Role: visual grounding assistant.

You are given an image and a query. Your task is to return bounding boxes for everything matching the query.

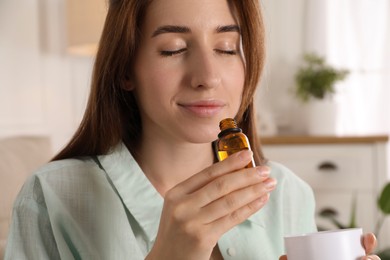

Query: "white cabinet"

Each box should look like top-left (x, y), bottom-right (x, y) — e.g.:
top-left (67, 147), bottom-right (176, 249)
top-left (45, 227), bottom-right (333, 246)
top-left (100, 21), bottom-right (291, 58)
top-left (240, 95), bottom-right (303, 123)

top-left (262, 136), bottom-right (389, 249)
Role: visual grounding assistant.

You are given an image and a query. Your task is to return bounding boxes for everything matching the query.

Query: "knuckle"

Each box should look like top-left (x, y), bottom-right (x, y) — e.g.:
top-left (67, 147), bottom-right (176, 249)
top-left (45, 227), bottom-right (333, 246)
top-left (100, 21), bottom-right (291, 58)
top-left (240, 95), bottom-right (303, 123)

top-left (247, 199), bottom-right (261, 211)
top-left (191, 229), bottom-right (204, 243)
top-left (164, 189), bottom-right (177, 203)
top-left (165, 197), bottom-right (188, 224)
top-left (224, 195), bottom-right (238, 209)
top-left (170, 202), bottom-right (187, 223)
top-left (229, 210), bottom-right (242, 223)
top-left (203, 167), bottom-right (216, 180)
top-left (181, 221), bottom-right (195, 235)
top-left (214, 178), bottom-right (230, 194)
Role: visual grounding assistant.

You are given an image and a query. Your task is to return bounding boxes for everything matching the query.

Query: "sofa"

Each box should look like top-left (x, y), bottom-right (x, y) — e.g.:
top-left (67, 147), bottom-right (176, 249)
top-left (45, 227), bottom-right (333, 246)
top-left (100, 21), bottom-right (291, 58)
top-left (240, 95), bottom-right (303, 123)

top-left (0, 136), bottom-right (52, 258)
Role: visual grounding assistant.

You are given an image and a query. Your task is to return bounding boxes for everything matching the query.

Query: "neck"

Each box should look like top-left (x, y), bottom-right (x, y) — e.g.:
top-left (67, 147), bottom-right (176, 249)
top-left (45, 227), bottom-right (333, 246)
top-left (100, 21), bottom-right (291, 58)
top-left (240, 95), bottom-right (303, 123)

top-left (135, 135), bottom-right (215, 196)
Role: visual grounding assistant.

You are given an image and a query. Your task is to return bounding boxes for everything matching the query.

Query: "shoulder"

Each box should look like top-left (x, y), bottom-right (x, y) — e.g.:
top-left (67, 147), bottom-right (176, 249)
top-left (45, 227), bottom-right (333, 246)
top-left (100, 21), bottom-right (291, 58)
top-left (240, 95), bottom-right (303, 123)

top-left (37, 156), bottom-right (100, 176)
top-left (266, 161), bottom-right (317, 234)
top-left (14, 156), bottom-right (103, 207)
top-left (34, 156), bottom-right (102, 183)
top-left (266, 161), bottom-right (316, 220)
top-left (268, 160), bottom-right (314, 197)
top-left (267, 160), bottom-right (303, 183)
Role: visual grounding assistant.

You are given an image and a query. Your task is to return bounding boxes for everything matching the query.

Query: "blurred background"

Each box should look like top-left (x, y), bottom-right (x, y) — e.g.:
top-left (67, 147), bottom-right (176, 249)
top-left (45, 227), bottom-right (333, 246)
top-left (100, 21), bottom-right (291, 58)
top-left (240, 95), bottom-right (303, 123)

top-left (0, 0), bottom-right (390, 256)
top-left (1, 0), bottom-right (389, 150)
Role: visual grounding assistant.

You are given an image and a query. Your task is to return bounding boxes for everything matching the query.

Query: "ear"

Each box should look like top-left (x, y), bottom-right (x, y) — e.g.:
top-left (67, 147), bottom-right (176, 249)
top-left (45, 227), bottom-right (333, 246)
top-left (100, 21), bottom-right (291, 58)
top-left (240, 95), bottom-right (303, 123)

top-left (122, 79), bottom-right (135, 91)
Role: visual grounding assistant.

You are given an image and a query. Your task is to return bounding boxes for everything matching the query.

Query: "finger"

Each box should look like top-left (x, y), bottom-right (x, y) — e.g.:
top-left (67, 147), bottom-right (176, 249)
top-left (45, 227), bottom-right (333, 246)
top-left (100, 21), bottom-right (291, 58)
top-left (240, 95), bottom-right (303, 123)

top-left (174, 150), bottom-right (256, 195)
top-left (279, 256), bottom-right (288, 260)
top-left (362, 233), bottom-right (377, 254)
top-left (191, 165), bottom-right (270, 207)
top-left (207, 193), bottom-right (270, 236)
top-left (200, 178), bottom-right (276, 223)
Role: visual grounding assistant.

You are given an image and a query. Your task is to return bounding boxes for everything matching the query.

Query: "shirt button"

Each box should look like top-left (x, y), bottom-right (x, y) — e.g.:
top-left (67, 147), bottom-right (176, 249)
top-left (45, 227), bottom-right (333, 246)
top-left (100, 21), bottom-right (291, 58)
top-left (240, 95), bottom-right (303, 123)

top-left (227, 247), bottom-right (236, 256)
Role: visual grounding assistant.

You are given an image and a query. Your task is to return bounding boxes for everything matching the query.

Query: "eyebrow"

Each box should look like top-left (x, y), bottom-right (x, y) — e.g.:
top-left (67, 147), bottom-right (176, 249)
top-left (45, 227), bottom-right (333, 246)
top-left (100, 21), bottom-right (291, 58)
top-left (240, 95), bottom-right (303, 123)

top-left (216, 24), bottom-right (240, 34)
top-left (152, 25), bottom-right (191, 37)
top-left (151, 24), bottom-right (240, 38)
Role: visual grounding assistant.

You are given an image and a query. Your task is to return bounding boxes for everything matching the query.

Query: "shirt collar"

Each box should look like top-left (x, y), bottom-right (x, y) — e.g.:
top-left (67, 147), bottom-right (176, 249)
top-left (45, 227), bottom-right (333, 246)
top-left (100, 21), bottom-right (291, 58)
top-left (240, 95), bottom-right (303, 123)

top-left (247, 163), bottom-right (273, 229)
top-left (97, 142), bottom-right (164, 242)
top-left (247, 208), bottom-right (266, 228)
top-left (98, 142), bottom-right (266, 239)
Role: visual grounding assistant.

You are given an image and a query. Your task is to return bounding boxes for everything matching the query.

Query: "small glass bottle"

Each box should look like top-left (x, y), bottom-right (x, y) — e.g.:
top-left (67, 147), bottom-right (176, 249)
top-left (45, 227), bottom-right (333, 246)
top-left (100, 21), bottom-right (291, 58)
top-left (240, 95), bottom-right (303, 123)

top-left (215, 118), bottom-right (255, 168)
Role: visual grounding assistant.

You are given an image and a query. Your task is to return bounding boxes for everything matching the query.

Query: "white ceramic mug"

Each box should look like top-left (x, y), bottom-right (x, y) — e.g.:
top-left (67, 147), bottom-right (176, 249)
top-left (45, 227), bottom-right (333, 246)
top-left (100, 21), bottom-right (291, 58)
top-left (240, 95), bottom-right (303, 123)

top-left (284, 228), bottom-right (366, 260)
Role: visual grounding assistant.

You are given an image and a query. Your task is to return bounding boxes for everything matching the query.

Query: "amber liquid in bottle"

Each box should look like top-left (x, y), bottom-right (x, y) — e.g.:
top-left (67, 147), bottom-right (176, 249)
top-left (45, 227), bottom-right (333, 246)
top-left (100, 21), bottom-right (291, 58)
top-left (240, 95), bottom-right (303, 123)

top-left (216, 118), bottom-right (255, 168)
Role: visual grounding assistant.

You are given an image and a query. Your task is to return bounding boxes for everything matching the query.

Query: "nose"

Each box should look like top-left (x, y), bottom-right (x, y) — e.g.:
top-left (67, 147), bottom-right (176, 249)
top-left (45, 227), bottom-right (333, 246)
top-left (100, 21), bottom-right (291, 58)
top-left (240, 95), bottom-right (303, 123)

top-left (189, 51), bottom-right (222, 89)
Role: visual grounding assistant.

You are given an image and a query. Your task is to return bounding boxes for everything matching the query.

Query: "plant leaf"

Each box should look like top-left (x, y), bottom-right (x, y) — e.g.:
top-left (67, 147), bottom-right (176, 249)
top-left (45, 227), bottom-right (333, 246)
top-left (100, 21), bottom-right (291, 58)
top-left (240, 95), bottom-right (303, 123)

top-left (330, 217), bottom-right (347, 229)
top-left (319, 207), bottom-right (339, 218)
top-left (378, 182), bottom-right (390, 214)
top-left (294, 52), bottom-right (349, 102)
top-left (349, 194), bottom-right (357, 228)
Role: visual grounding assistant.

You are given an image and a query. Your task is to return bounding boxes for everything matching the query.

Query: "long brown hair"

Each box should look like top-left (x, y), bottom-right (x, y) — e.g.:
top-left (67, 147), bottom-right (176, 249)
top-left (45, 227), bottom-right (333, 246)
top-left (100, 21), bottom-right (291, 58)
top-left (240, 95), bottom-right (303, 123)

top-left (53, 0), bottom-right (266, 165)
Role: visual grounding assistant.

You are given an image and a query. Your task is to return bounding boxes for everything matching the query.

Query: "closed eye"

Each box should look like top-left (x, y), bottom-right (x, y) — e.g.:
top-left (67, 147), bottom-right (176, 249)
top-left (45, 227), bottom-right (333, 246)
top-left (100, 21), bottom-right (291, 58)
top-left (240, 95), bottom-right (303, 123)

top-left (160, 48), bottom-right (187, 56)
top-left (215, 49), bottom-right (237, 55)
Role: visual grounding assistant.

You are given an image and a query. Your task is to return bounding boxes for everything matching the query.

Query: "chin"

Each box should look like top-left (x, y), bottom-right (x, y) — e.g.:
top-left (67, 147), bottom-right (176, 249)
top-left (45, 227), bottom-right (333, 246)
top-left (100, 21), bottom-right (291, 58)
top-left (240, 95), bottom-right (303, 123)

top-left (184, 128), bottom-right (220, 144)
top-left (176, 115), bottom-right (231, 143)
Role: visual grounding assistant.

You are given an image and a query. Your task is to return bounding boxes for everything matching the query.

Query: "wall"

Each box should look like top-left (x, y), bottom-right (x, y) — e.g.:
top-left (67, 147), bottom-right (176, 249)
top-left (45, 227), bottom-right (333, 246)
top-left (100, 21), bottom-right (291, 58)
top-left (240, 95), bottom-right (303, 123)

top-left (1, 0), bottom-right (389, 161)
top-left (259, 0), bottom-right (390, 181)
top-left (0, 0), bottom-right (312, 147)
top-left (0, 0), bottom-right (92, 153)
top-left (1, 0), bottom-right (390, 251)
top-left (259, 0), bottom-right (390, 138)
top-left (258, 0), bottom-right (308, 135)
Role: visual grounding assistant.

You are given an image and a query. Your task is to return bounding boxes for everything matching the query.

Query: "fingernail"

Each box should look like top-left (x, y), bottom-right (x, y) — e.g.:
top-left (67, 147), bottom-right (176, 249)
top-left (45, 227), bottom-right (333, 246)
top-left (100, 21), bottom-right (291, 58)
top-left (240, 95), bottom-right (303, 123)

top-left (260, 193), bottom-right (270, 203)
top-left (264, 178), bottom-right (277, 190)
top-left (256, 166), bottom-right (270, 177)
top-left (237, 150), bottom-right (252, 161)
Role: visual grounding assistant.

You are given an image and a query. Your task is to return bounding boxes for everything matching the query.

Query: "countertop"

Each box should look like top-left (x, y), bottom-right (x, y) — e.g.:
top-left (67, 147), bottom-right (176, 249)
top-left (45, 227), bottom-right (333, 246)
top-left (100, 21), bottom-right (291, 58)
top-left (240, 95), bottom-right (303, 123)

top-left (260, 135), bottom-right (389, 145)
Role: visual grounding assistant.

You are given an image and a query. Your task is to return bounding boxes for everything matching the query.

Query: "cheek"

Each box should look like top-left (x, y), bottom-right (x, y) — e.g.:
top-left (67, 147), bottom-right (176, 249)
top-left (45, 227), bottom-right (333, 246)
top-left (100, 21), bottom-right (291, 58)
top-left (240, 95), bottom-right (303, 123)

top-left (222, 57), bottom-right (245, 82)
top-left (225, 63), bottom-right (245, 99)
top-left (134, 64), bottom-right (179, 110)
top-left (236, 66), bottom-right (246, 93)
top-left (134, 48), bottom-right (170, 92)
top-left (136, 57), bottom-right (164, 91)
top-left (225, 63), bottom-right (245, 117)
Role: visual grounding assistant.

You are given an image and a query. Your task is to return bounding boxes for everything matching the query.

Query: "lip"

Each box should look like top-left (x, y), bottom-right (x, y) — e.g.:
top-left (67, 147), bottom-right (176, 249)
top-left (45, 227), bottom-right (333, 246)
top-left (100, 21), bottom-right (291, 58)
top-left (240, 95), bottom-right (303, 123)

top-left (178, 99), bottom-right (226, 117)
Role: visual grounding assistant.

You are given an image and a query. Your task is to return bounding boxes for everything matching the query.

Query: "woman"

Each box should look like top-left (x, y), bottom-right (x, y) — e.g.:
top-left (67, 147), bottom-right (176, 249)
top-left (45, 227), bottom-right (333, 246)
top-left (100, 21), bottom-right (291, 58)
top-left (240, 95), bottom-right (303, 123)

top-left (5, 0), bottom-right (379, 259)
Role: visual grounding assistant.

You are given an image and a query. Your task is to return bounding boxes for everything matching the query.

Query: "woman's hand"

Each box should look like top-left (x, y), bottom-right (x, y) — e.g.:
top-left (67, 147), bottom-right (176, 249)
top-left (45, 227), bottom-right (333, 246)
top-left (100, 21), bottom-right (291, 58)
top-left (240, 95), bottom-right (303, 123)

top-left (146, 150), bottom-right (276, 260)
top-left (279, 233), bottom-right (380, 260)
top-left (361, 233), bottom-right (380, 260)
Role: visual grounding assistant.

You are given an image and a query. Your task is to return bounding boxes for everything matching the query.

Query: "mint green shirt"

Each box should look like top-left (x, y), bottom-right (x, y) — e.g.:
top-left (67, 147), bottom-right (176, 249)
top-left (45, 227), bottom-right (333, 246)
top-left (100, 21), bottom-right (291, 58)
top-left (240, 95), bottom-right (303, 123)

top-left (5, 143), bottom-right (316, 259)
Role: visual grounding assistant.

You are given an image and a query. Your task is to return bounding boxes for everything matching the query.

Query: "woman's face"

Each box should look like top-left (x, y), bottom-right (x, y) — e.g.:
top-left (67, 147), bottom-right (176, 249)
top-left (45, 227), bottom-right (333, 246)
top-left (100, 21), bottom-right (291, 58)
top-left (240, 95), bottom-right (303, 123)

top-left (132, 0), bottom-right (245, 144)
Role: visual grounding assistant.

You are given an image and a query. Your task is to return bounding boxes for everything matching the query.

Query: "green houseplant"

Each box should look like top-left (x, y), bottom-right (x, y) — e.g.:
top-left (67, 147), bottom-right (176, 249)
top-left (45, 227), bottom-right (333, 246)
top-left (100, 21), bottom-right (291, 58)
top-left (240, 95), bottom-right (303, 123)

top-left (294, 53), bottom-right (349, 135)
top-left (319, 182), bottom-right (390, 259)
top-left (295, 53), bottom-right (349, 102)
